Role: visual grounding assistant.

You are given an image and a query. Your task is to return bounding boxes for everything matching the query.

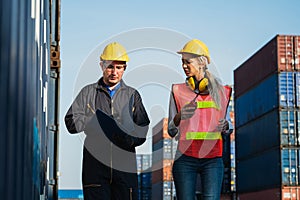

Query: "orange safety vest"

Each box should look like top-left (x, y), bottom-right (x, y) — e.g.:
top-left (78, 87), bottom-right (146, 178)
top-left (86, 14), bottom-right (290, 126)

top-left (172, 83), bottom-right (231, 158)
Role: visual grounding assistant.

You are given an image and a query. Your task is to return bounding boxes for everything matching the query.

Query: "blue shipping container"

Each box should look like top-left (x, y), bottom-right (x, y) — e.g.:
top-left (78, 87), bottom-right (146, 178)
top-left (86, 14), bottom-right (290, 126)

top-left (236, 147), bottom-right (300, 193)
top-left (236, 109), bottom-right (300, 160)
top-left (0, 0), bottom-right (60, 199)
top-left (138, 187), bottom-right (151, 200)
top-left (235, 72), bottom-right (298, 128)
top-left (296, 73), bottom-right (300, 107)
top-left (138, 172), bottom-right (152, 188)
top-left (58, 190), bottom-right (84, 199)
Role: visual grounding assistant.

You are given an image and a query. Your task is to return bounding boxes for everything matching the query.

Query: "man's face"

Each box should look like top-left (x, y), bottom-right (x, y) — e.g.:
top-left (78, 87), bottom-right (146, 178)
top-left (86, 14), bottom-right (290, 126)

top-left (101, 61), bottom-right (126, 87)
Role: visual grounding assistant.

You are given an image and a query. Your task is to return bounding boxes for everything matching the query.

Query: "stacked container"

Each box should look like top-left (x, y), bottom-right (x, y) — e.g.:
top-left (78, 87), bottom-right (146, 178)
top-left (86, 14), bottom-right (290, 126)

top-left (137, 154), bottom-right (152, 200)
top-left (152, 118), bottom-right (178, 200)
top-left (221, 94), bottom-right (237, 199)
top-left (234, 35), bottom-right (300, 200)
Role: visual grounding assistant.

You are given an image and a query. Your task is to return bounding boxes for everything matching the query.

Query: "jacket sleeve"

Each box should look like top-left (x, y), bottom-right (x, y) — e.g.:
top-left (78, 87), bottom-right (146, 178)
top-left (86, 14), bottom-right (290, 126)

top-left (64, 88), bottom-right (88, 134)
top-left (112, 90), bottom-right (150, 148)
top-left (167, 88), bottom-right (179, 137)
top-left (132, 90), bottom-right (150, 146)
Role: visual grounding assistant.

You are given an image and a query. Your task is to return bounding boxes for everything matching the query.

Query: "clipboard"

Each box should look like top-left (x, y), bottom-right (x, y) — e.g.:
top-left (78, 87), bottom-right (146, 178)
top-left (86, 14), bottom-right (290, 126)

top-left (95, 109), bottom-right (139, 151)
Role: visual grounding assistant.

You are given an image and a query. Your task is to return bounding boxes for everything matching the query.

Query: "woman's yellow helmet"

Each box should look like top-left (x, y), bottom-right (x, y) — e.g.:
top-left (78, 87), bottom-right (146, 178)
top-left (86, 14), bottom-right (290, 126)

top-left (178, 39), bottom-right (210, 64)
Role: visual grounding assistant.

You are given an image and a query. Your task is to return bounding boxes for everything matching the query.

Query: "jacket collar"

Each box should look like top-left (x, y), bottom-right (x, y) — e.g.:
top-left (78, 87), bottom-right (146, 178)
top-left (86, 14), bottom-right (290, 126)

top-left (95, 77), bottom-right (126, 90)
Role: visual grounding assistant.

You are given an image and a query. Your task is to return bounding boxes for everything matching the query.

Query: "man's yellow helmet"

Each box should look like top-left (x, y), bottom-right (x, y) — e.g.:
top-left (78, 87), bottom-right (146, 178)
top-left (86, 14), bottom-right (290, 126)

top-left (100, 42), bottom-right (129, 62)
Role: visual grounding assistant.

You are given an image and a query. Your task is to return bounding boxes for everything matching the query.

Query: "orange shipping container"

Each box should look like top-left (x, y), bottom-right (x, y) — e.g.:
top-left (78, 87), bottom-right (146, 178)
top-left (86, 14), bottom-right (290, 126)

top-left (295, 36), bottom-right (300, 70)
top-left (152, 160), bottom-right (173, 183)
top-left (152, 118), bottom-right (170, 144)
top-left (238, 186), bottom-right (300, 200)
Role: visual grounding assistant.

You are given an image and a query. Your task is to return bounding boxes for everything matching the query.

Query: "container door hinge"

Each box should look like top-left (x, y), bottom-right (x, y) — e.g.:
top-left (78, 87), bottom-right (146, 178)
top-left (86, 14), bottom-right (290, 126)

top-left (50, 71), bottom-right (58, 78)
top-left (49, 124), bottom-right (57, 131)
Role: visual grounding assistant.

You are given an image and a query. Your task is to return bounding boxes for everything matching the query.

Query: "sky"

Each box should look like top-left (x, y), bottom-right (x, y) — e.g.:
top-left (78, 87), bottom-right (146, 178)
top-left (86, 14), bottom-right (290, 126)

top-left (58, 0), bottom-right (300, 189)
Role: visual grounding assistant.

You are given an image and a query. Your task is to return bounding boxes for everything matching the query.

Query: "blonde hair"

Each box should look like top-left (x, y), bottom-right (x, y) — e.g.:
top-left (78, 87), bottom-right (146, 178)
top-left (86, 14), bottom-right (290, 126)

top-left (197, 56), bottom-right (226, 109)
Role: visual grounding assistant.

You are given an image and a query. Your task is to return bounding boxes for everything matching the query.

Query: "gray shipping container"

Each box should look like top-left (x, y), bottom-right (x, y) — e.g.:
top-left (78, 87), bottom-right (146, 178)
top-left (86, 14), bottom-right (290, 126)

top-left (234, 35), bottom-right (300, 98)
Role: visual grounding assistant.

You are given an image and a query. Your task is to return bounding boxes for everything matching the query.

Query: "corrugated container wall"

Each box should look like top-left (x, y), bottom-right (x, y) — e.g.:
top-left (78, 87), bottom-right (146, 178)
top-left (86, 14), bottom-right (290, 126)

top-left (236, 108), bottom-right (300, 160)
top-left (234, 35), bottom-right (300, 98)
top-left (0, 0), bottom-right (61, 199)
top-left (236, 147), bottom-right (300, 192)
top-left (48, 0), bottom-right (61, 198)
top-left (235, 72), bottom-right (298, 128)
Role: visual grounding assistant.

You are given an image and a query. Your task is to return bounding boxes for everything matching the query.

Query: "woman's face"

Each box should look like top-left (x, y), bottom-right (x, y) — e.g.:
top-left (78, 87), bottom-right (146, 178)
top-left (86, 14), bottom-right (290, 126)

top-left (181, 53), bottom-right (205, 80)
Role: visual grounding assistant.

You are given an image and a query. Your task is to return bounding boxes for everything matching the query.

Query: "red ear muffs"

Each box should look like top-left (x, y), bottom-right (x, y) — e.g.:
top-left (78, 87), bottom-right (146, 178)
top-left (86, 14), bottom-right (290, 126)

top-left (186, 76), bottom-right (208, 94)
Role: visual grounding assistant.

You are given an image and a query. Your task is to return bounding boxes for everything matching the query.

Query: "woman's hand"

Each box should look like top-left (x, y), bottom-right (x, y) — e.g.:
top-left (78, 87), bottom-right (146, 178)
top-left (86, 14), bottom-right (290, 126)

top-left (216, 119), bottom-right (229, 132)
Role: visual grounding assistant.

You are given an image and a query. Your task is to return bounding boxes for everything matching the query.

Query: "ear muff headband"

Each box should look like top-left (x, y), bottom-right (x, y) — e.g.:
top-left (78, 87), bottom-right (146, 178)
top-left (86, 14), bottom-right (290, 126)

top-left (186, 76), bottom-right (208, 93)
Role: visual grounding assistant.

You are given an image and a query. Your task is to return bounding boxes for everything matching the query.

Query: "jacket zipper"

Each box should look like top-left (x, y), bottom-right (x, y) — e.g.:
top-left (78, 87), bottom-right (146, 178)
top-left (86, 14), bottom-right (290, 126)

top-left (110, 142), bottom-right (113, 184)
top-left (110, 98), bottom-right (114, 184)
top-left (129, 188), bottom-right (133, 200)
top-left (109, 88), bottom-right (123, 184)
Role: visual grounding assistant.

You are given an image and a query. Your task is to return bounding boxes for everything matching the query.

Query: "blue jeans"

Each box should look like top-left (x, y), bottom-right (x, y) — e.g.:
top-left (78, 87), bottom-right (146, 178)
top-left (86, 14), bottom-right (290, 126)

top-left (172, 154), bottom-right (224, 200)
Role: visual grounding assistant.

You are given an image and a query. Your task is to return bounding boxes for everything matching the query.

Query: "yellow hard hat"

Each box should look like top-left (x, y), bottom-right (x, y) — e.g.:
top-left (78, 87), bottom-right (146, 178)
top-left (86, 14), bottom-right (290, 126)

top-left (177, 39), bottom-right (210, 64)
top-left (100, 42), bottom-right (129, 62)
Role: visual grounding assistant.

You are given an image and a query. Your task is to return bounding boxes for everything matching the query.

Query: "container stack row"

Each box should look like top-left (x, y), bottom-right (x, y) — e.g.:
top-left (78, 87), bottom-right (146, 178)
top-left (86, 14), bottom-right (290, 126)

top-left (234, 34), bottom-right (300, 200)
top-left (152, 118), bottom-right (178, 200)
top-left (221, 94), bottom-right (237, 200)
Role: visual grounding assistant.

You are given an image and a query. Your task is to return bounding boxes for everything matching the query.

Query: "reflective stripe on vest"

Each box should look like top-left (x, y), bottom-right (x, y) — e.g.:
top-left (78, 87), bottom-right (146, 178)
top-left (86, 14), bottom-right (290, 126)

top-left (186, 132), bottom-right (222, 140)
top-left (197, 101), bottom-right (219, 109)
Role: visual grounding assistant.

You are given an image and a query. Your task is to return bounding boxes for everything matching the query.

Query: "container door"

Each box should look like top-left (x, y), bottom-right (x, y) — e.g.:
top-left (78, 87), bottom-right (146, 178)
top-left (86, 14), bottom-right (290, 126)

top-left (280, 111), bottom-right (297, 146)
top-left (282, 148), bottom-right (298, 186)
top-left (297, 111), bottom-right (300, 145)
top-left (282, 186), bottom-right (300, 200)
top-left (279, 72), bottom-right (296, 107)
top-left (295, 73), bottom-right (300, 108)
top-left (163, 181), bottom-right (173, 200)
top-left (294, 36), bottom-right (300, 70)
top-left (278, 36), bottom-right (294, 71)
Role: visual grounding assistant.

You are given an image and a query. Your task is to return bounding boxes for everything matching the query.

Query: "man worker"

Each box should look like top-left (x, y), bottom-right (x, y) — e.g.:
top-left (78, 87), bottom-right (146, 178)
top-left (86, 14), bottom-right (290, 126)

top-left (65, 42), bottom-right (150, 200)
